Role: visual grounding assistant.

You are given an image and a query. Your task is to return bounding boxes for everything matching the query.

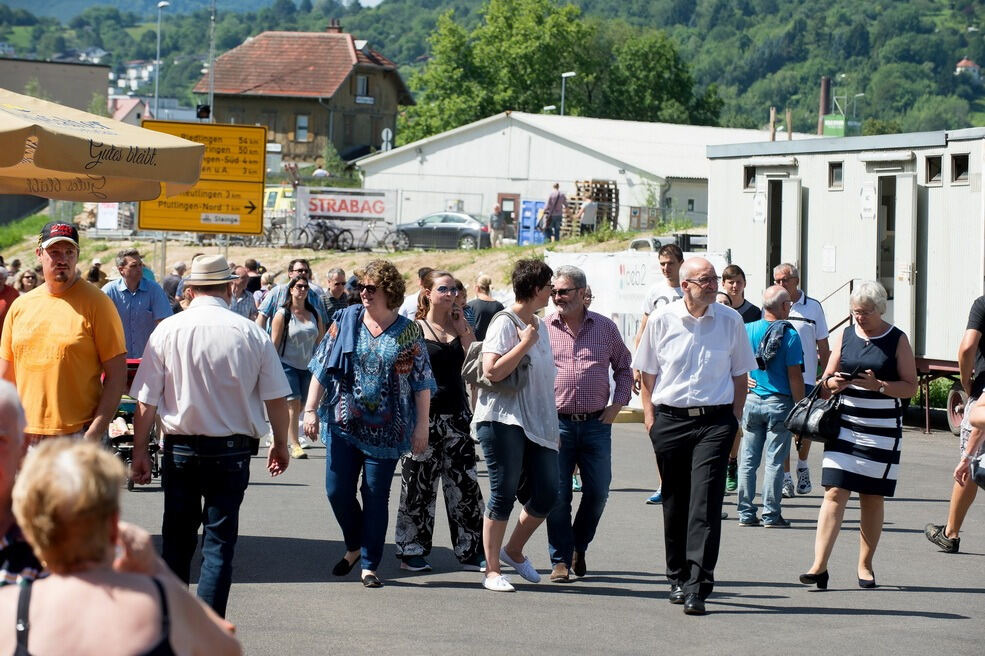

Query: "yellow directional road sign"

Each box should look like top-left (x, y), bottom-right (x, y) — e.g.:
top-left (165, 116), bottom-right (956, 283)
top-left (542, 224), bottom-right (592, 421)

top-left (138, 121), bottom-right (266, 234)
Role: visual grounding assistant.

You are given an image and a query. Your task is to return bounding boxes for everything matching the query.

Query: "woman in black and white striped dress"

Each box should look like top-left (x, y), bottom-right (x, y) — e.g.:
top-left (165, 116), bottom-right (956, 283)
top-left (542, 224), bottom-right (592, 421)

top-left (799, 281), bottom-right (917, 590)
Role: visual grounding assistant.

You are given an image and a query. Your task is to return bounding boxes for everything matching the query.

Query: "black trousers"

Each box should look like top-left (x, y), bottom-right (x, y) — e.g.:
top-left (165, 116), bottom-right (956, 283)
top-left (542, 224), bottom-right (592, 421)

top-left (649, 409), bottom-right (737, 600)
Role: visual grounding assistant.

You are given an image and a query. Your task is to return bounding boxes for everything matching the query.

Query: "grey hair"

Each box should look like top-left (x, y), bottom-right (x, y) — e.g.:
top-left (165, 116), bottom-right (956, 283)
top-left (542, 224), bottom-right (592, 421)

top-left (554, 265), bottom-right (587, 289)
top-left (327, 267), bottom-right (345, 279)
top-left (762, 285), bottom-right (790, 311)
top-left (850, 280), bottom-right (888, 315)
top-left (116, 248), bottom-right (141, 269)
top-left (773, 262), bottom-right (799, 279)
top-left (0, 380), bottom-right (26, 444)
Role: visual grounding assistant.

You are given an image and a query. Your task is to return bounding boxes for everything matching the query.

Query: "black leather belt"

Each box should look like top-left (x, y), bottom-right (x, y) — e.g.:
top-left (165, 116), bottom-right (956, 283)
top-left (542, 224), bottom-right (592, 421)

top-left (558, 410), bottom-right (604, 422)
top-left (657, 404), bottom-right (732, 419)
top-left (165, 434), bottom-right (258, 455)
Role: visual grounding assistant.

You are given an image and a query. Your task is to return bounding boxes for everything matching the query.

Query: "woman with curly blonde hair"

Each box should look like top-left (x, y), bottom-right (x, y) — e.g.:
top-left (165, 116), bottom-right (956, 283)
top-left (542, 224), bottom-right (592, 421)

top-left (304, 260), bottom-right (436, 588)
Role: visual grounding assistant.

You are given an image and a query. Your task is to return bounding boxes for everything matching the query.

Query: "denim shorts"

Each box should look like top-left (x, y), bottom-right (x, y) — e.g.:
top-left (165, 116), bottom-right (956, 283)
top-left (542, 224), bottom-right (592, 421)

top-left (282, 363), bottom-right (312, 401)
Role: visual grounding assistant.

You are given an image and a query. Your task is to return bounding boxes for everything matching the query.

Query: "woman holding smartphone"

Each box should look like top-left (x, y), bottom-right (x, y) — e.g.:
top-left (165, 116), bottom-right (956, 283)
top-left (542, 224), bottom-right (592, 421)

top-left (394, 271), bottom-right (486, 572)
top-left (800, 281), bottom-right (917, 589)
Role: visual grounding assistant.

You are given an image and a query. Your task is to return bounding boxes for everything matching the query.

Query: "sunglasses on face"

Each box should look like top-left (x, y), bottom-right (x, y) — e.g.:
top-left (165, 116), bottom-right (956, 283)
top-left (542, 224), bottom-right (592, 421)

top-left (294, 284), bottom-right (308, 291)
top-left (551, 287), bottom-right (582, 297)
top-left (292, 268), bottom-right (310, 275)
top-left (355, 283), bottom-right (378, 294)
top-left (435, 285), bottom-right (459, 295)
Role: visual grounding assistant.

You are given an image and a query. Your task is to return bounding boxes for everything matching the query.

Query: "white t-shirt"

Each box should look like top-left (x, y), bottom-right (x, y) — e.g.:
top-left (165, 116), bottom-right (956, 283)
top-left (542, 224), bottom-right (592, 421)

top-left (788, 290), bottom-right (829, 385)
top-left (471, 311), bottom-right (559, 450)
top-left (580, 201), bottom-right (598, 227)
top-left (632, 301), bottom-right (756, 408)
top-left (398, 291), bottom-right (421, 319)
top-left (641, 281), bottom-right (683, 315)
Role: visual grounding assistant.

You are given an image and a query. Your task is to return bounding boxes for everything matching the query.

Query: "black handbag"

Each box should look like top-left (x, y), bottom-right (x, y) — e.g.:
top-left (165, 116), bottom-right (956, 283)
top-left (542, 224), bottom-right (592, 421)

top-left (784, 379), bottom-right (842, 444)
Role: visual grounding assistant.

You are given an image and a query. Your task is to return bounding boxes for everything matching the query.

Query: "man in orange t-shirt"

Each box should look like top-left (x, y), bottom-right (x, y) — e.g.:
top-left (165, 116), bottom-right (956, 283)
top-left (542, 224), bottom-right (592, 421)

top-left (0, 222), bottom-right (126, 443)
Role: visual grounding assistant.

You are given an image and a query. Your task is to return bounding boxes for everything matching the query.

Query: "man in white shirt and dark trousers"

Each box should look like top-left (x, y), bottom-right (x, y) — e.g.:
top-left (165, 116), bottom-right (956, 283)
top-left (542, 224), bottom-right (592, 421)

top-left (772, 263), bottom-right (830, 497)
top-left (634, 257), bottom-right (756, 615)
top-left (129, 255), bottom-right (292, 617)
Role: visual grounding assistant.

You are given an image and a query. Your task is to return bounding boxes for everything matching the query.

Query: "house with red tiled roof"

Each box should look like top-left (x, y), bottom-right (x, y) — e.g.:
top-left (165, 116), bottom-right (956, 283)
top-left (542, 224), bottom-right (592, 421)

top-left (193, 20), bottom-right (413, 163)
top-left (109, 96), bottom-right (152, 125)
top-left (955, 57), bottom-right (981, 83)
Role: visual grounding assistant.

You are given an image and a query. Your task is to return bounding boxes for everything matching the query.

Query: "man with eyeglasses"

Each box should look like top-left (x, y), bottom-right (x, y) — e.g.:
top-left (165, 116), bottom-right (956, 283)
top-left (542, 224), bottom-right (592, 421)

top-left (229, 266), bottom-right (258, 321)
top-left (256, 258), bottom-right (329, 333)
top-left (322, 267), bottom-right (348, 316)
top-left (772, 263), bottom-right (830, 498)
top-left (633, 257), bottom-right (756, 615)
top-left (544, 266), bottom-right (632, 583)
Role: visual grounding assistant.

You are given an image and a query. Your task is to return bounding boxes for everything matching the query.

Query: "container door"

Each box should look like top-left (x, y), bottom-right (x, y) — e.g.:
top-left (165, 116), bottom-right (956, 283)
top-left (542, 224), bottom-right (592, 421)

top-left (781, 177), bottom-right (802, 271)
top-left (893, 173), bottom-right (918, 339)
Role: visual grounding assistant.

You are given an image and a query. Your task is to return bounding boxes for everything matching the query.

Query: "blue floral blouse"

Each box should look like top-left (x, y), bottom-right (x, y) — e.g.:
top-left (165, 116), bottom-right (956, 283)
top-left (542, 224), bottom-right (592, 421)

top-left (309, 314), bottom-right (436, 458)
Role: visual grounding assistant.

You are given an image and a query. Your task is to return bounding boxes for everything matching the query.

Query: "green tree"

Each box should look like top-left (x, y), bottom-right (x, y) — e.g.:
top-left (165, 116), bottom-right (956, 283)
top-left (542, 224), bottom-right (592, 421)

top-left (86, 92), bottom-right (109, 117)
top-left (23, 78), bottom-right (49, 100)
top-left (862, 117), bottom-right (902, 136)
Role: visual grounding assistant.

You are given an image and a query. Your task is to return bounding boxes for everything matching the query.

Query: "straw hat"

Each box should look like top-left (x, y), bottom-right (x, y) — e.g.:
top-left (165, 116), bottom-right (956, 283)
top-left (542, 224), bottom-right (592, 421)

top-left (185, 254), bottom-right (236, 286)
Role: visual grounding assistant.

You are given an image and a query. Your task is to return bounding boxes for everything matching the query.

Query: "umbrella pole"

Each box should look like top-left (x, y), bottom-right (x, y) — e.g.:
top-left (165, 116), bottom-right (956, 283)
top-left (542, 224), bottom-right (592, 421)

top-left (159, 232), bottom-right (167, 281)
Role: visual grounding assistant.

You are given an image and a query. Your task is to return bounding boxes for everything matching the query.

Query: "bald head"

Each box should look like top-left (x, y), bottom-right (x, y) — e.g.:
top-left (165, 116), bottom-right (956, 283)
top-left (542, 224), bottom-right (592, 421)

top-left (679, 257), bottom-right (713, 282)
top-left (762, 285), bottom-right (790, 312)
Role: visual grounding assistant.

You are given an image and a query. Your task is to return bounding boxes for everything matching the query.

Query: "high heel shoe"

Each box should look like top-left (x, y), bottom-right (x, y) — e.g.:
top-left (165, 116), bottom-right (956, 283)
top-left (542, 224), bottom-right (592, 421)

top-left (332, 554), bottom-right (358, 577)
top-left (857, 574), bottom-right (876, 589)
top-left (798, 570), bottom-right (829, 589)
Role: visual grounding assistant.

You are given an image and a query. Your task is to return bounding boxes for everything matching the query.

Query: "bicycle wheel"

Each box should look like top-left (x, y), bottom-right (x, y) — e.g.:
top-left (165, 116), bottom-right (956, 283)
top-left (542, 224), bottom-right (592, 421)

top-left (309, 229), bottom-right (326, 251)
top-left (336, 229), bottom-right (354, 252)
top-left (380, 230), bottom-right (401, 252)
top-left (287, 227), bottom-right (310, 249)
top-left (267, 225), bottom-right (286, 247)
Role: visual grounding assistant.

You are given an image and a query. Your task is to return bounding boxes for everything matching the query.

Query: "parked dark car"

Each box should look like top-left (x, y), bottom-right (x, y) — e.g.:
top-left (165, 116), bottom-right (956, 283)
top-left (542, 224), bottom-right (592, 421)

top-left (393, 212), bottom-right (491, 250)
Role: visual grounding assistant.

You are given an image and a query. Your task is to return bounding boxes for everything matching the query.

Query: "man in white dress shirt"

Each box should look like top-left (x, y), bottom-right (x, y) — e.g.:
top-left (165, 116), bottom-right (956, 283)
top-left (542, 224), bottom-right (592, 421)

top-left (129, 254), bottom-right (291, 617)
top-left (633, 257), bottom-right (756, 616)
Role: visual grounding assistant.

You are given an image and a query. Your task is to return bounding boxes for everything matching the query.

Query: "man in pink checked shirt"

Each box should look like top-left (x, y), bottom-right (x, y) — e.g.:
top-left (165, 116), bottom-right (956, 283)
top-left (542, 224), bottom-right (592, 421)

top-left (544, 265), bottom-right (633, 583)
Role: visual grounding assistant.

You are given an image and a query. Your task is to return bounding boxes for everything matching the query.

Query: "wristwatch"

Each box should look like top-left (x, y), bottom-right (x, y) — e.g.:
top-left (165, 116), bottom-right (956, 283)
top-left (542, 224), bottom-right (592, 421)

top-left (877, 382), bottom-right (886, 394)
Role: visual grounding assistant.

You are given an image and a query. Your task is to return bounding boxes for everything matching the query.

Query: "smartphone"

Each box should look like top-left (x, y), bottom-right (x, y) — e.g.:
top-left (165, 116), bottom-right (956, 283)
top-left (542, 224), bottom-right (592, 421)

top-left (837, 371), bottom-right (862, 380)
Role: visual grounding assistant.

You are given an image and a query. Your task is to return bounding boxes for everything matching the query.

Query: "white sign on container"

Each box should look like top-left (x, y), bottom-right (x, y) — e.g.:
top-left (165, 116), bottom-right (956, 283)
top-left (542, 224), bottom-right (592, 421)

top-left (296, 186), bottom-right (397, 226)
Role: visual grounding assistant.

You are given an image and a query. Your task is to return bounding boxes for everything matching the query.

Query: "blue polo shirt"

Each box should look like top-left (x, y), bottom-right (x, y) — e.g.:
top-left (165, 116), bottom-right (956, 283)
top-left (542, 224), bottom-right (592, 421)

top-left (104, 277), bottom-right (173, 358)
top-left (745, 318), bottom-right (803, 398)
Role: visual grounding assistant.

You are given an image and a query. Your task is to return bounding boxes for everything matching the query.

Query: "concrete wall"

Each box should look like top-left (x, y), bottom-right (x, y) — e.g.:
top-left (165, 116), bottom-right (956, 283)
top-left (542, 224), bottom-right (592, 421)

top-left (0, 58), bottom-right (109, 110)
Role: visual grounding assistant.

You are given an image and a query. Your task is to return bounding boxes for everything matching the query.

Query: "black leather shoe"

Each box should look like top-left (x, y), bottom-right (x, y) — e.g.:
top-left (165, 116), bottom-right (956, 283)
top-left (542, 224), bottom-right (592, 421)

top-left (683, 593), bottom-right (706, 615)
top-left (669, 584), bottom-right (685, 605)
top-left (798, 570), bottom-right (829, 590)
top-left (361, 573), bottom-right (383, 588)
top-left (858, 574), bottom-right (876, 589)
top-left (332, 555), bottom-right (358, 577)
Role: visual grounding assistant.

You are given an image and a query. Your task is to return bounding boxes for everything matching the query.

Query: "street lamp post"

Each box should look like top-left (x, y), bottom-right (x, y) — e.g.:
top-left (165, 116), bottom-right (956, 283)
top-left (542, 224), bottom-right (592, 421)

top-left (560, 71), bottom-right (576, 116)
top-left (154, 1), bottom-right (170, 119)
top-left (853, 93), bottom-right (865, 118)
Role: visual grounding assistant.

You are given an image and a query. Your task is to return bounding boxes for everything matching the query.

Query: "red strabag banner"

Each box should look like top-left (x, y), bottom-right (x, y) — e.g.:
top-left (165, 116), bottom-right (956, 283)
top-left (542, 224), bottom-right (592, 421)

top-left (296, 186), bottom-right (396, 225)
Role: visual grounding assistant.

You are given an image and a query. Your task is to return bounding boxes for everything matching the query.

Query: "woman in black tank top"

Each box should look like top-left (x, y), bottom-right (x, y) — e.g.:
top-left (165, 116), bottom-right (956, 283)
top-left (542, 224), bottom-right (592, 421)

top-left (394, 271), bottom-right (486, 573)
top-left (0, 439), bottom-right (240, 656)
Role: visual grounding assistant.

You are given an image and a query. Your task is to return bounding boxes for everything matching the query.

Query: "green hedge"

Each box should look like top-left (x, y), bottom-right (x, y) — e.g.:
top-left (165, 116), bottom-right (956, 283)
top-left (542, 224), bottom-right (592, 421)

top-left (0, 213), bottom-right (48, 251)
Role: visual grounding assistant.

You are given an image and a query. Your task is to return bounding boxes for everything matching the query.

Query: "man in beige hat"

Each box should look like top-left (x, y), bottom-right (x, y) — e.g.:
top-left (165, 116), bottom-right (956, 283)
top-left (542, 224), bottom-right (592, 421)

top-left (0, 221), bottom-right (126, 444)
top-left (130, 254), bottom-right (291, 617)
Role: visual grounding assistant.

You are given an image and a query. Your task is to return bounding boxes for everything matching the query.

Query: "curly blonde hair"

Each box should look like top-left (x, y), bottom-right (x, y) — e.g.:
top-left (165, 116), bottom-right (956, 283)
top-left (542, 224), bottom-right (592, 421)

top-left (13, 439), bottom-right (124, 573)
top-left (360, 260), bottom-right (406, 310)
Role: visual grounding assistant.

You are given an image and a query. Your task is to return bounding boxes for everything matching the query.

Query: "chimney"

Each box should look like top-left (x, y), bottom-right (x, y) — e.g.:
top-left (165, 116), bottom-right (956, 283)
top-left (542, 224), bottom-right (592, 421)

top-left (326, 18), bottom-right (342, 33)
top-left (817, 75), bottom-right (830, 135)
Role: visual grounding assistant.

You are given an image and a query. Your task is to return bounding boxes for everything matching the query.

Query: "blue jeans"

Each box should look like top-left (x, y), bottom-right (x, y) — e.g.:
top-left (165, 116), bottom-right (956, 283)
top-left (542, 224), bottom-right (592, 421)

top-left (281, 362), bottom-right (312, 402)
top-left (547, 417), bottom-right (612, 566)
top-left (549, 215), bottom-right (562, 242)
top-left (476, 421), bottom-right (559, 521)
top-left (161, 441), bottom-right (252, 618)
top-left (324, 428), bottom-right (398, 571)
top-left (737, 394), bottom-right (793, 523)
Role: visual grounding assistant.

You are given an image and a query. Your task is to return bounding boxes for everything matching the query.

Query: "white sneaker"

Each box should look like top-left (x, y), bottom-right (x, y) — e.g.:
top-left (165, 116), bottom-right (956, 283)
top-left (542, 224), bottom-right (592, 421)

top-left (796, 467), bottom-right (812, 495)
top-left (482, 574), bottom-right (515, 592)
top-left (499, 548), bottom-right (541, 583)
top-left (782, 477), bottom-right (795, 498)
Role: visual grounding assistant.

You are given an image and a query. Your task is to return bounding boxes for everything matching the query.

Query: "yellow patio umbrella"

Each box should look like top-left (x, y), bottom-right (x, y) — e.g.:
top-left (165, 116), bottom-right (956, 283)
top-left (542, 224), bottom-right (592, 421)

top-left (0, 87), bottom-right (205, 202)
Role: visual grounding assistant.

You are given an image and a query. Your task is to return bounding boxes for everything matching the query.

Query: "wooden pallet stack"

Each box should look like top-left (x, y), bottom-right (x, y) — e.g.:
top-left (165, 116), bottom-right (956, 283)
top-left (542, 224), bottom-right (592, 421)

top-left (562, 179), bottom-right (619, 238)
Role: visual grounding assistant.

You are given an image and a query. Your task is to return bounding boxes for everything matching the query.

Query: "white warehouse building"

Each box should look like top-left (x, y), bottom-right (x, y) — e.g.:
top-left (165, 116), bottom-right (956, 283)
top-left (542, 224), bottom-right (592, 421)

top-left (357, 111), bottom-right (815, 228)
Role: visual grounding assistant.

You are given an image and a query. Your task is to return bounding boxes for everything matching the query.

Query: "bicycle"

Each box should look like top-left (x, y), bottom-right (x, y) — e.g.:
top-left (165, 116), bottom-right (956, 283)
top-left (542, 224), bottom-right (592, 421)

top-left (334, 220), bottom-right (404, 252)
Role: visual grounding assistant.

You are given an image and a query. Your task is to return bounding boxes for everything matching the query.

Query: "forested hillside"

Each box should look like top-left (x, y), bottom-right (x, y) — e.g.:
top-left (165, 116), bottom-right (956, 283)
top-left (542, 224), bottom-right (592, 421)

top-left (4, 0), bottom-right (985, 136)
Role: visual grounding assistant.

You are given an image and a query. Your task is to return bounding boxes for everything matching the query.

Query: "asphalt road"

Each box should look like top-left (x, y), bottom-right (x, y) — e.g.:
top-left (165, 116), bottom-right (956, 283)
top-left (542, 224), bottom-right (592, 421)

top-left (120, 423), bottom-right (984, 656)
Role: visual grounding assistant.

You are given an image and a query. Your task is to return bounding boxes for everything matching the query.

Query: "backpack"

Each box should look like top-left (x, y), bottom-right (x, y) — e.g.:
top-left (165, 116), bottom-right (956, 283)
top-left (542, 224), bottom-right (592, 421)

top-left (461, 310), bottom-right (531, 393)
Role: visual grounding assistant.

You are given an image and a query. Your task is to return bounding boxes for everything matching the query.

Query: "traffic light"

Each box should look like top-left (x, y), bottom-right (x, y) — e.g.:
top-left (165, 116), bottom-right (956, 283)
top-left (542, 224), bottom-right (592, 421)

top-left (196, 104), bottom-right (211, 119)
